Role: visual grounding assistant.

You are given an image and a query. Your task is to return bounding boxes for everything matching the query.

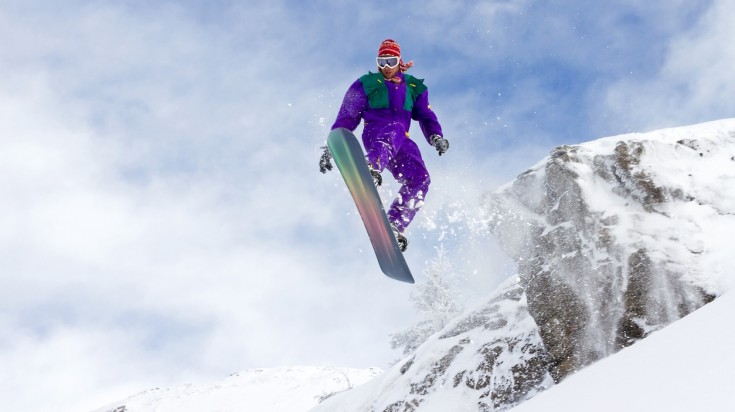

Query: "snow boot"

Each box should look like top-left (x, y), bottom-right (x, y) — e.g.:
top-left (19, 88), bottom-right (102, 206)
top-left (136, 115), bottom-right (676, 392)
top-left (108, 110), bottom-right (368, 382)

top-left (391, 224), bottom-right (408, 252)
top-left (367, 163), bottom-right (383, 187)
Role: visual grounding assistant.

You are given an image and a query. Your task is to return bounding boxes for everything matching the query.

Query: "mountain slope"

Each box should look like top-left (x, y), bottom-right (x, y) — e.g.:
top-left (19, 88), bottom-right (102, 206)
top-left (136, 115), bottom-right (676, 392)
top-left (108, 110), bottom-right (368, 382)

top-left (92, 367), bottom-right (381, 412)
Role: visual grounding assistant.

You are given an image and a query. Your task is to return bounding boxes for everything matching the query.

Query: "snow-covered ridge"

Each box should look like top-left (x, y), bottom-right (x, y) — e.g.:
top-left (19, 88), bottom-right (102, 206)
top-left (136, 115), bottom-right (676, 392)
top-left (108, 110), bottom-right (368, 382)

top-left (93, 366), bottom-right (381, 412)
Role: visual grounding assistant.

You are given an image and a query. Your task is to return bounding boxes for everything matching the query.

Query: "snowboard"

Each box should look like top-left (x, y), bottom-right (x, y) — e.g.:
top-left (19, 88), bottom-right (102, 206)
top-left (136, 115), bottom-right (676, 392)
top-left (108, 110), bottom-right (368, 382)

top-left (327, 127), bottom-right (414, 284)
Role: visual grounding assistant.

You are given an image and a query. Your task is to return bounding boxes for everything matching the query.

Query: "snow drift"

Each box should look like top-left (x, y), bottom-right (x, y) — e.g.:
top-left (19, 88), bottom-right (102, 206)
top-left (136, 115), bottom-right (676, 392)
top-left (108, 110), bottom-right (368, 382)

top-left (512, 291), bottom-right (735, 412)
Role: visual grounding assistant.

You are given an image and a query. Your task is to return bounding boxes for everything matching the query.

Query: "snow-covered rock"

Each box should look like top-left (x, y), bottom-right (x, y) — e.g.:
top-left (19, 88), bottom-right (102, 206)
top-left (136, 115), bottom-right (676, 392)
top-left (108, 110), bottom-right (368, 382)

top-left (483, 119), bottom-right (735, 381)
top-left (93, 366), bottom-right (381, 412)
top-left (312, 279), bottom-right (553, 412)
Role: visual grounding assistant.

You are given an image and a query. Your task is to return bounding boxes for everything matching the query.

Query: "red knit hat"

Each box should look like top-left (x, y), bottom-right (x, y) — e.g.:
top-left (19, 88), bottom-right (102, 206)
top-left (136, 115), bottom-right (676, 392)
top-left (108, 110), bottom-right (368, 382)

top-left (377, 39), bottom-right (414, 72)
top-left (378, 39), bottom-right (401, 57)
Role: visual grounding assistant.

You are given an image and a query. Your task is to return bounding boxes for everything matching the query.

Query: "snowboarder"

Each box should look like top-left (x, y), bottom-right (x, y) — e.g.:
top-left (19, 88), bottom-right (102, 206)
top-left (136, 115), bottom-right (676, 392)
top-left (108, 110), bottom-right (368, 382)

top-left (320, 39), bottom-right (449, 251)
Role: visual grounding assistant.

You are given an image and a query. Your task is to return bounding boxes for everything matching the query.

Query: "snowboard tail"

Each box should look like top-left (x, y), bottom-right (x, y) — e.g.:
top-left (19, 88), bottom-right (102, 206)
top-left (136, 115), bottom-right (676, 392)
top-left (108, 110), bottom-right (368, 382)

top-left (327, 128), bottom-right (414, 283)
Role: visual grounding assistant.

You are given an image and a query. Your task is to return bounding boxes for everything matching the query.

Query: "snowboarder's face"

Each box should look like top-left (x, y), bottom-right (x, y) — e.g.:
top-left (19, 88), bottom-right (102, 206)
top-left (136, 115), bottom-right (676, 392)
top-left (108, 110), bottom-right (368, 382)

top-left (377, 55), bottom-right (400, 79)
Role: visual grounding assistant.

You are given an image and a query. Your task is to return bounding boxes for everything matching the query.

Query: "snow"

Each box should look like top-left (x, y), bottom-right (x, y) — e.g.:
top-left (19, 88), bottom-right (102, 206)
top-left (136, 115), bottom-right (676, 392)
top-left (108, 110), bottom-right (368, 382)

top-left (579, 119), bottom-right (735, 295)
top-left (511, 291), bottom-right (735, 412)
top-left (92, 366), bottom-right (381, 412)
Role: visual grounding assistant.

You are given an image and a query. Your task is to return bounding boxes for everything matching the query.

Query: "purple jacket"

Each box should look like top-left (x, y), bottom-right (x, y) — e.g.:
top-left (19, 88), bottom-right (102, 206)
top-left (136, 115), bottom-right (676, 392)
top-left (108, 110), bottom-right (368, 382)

top-left (331, 71), bottom-right (443, 146)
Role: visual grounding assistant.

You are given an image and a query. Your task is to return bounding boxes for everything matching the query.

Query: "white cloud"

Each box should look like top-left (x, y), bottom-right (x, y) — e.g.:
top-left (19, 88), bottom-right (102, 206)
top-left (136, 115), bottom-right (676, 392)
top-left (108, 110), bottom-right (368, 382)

top-left (602, 0), bottom-right (735, 131)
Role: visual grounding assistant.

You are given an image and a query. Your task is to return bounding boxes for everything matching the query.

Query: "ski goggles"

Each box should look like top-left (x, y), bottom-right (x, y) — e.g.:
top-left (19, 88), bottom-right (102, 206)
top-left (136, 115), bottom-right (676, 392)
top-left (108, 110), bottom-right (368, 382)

top-left (376, 56), bottom-right (400, 69)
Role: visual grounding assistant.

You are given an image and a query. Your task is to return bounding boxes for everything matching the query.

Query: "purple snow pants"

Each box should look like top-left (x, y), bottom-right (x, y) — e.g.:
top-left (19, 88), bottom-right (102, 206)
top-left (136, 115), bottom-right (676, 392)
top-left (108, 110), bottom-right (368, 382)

top-left (364, 121), bottom-right (430, 233)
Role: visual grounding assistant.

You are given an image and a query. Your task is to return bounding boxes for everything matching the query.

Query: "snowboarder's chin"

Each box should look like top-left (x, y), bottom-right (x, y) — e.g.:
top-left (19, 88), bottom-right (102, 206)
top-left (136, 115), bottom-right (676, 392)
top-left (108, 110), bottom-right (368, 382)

top-left (381, 66), bottom-right (399, 79)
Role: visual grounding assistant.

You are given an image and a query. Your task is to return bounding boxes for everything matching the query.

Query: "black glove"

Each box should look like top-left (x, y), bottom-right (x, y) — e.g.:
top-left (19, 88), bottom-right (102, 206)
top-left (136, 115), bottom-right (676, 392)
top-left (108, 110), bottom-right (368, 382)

top-left (319, 145), bottom-right (333, 173)
top-left (430, 134), bottom-right (449, 156)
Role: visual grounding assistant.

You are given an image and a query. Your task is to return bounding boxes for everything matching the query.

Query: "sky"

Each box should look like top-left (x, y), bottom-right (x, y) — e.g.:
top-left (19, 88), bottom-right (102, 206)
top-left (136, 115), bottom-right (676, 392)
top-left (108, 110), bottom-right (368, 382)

top-left (1, 1), bottom-right (734, 411)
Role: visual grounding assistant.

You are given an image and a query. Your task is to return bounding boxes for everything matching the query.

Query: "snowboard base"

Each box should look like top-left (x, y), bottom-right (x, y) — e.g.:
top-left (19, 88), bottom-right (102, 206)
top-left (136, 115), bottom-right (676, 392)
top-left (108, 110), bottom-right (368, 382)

top-left (327, 128), bottom-right (414, 283)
